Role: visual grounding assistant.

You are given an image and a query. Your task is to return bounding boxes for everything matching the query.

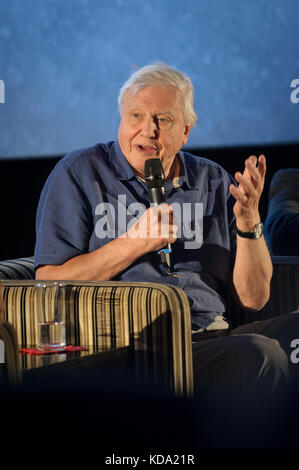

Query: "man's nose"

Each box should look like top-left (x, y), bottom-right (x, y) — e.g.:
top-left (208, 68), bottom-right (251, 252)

top-left (140, 117), bottom-right (158, 138)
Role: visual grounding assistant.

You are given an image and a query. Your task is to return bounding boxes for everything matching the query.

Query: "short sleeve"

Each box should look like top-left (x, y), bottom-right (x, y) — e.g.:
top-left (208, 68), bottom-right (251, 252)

top-left (34, 159), bottom-right (93, 269)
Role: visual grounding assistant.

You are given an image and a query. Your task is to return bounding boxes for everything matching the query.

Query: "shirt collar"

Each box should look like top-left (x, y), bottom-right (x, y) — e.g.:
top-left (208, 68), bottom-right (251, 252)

top-left (110, 141), bottom-right (136, 180)
top-left (176, 151), bottom-right (200, 189)
top-left (111, 140), bottom-right (199, 189)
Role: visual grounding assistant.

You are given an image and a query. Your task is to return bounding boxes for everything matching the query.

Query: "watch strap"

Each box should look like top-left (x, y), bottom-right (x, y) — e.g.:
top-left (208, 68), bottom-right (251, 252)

top-left (235, 222), bottom-right (264, 239)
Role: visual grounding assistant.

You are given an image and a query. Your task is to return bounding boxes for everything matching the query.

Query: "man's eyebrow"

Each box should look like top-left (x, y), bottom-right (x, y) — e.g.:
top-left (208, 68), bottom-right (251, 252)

top-left (157, 111), bottom-right (174, 118)
top-left (127, 107), bottom-right (174, 118)
top-left (152, 110), bottom-right (175, 119)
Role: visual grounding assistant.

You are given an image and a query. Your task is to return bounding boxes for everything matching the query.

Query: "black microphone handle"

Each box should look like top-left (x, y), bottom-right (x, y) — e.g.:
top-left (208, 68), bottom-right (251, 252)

top-left (144, 158), bottom-right (171, 271)
top-left (148, 187), bottom-right (171, 270)
top-left (148, 186), bottom-right (166, 205)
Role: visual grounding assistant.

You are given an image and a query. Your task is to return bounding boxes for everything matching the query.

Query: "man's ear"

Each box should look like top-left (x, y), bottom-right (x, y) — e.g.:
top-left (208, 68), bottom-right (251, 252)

top-left (182, 125), bottom-right (192, 145)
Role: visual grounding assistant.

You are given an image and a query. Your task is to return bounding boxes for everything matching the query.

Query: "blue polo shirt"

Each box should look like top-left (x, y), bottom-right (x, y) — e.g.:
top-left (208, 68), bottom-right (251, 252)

top-left (34, 141), bottom-right (236, 329)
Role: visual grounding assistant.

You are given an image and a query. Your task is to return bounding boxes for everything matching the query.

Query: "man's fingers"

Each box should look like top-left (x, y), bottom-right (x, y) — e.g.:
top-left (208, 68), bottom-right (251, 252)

top-left (257, 154), bottom-right (266, 180)
top-left (145, 205), bottom-right (177, 241)
top-left (230, 184), bottom-right (249, 204)
top-left (157, 203), bottom-right (174, 218)
top-left (235, 171), bottom-right (255, 197)
top-left (247, 154), bottom-right (266, 178)
top-left (235, 153), bottom-right (266, 196)
top-left (244, 159), bottom-right (261, 190)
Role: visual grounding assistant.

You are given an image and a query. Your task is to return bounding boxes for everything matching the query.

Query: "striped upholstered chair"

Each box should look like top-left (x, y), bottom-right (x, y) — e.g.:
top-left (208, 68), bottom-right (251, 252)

top-left (0, 257), bottom-right (35, 280)
top-left (0, 257), bottom-right (193, 396)
top-left (1, 255), bottom-right (299, 394)
top-left (1, 255), bottom-right (298, 322)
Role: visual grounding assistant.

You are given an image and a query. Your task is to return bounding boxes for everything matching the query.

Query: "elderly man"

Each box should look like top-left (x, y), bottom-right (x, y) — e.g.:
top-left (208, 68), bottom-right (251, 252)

top-left (34, 62), bottom-right (297, 392)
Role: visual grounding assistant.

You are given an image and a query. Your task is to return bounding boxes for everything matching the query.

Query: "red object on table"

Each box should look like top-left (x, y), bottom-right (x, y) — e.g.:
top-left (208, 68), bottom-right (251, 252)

top-left (19, 345), bottom-right (88, 355)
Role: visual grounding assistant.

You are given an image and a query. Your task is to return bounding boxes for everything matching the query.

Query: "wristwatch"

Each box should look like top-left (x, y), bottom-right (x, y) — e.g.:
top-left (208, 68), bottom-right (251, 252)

top-left (235, 222), bottom-right (264, 239)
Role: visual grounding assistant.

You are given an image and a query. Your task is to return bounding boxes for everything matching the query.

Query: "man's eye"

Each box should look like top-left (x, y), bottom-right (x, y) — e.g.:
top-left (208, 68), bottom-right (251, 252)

top-left (157, 116), bottom-right (172, 129)
top-left (132, 113), bottom-right (141, 119)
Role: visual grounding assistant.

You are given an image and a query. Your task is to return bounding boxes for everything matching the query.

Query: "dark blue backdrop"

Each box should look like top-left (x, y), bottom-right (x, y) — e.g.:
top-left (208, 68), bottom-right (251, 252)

top-left (0, 0), bottom-right (298, 158)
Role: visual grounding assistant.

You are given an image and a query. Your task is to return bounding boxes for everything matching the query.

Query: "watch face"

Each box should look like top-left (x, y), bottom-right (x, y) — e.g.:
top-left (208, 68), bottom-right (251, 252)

top-left (254, 223), bottom-right (264, 239)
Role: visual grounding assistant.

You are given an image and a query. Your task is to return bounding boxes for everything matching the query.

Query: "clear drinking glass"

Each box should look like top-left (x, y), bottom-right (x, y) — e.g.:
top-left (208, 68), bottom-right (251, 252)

top-left (35, 282), bottom-right (66, 350)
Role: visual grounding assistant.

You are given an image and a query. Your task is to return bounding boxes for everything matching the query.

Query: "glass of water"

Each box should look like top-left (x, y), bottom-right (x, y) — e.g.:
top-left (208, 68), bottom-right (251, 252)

top-left (35, 282), bottom-right (67, 351)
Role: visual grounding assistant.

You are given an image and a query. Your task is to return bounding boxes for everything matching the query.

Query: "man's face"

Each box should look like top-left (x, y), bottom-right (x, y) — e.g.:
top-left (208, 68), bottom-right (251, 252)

top-left (118, 85), bottom-right (192, 179)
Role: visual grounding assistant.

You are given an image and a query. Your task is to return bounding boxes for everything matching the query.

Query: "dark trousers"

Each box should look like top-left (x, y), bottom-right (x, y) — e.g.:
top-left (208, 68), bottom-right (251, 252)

top-left (192, 311), bottom-right (299, 448)
top-left (192, 311), bottom-right (299, 392)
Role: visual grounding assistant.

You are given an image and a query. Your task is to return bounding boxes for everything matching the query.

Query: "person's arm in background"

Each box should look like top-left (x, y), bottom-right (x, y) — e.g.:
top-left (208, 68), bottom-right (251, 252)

top-left (264, 169), bottom-right (299, 256)
top-left (229, 154), bottom-right (273, 310)
top-left (36, 204), bottom-right (177, 281)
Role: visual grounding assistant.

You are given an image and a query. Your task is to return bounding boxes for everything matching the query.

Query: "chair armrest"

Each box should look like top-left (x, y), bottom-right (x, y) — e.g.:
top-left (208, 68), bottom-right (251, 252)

top-left (1, 280), bottom-right (193, 397)
top-left (0, 257), bottom-right (35, 280)
top-left (227, 256), bottom-right (299, 327)
top-left (0, 320), bottom-right (21, 385)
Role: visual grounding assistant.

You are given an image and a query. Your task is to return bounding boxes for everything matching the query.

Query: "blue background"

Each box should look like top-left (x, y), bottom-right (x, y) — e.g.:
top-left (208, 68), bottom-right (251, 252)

top-left (0, 0), bottom-right (298, 158)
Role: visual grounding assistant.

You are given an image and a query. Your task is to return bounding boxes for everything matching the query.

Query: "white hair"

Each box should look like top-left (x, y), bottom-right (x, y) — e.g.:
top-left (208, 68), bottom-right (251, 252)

top-left (118, 62), bottom-right (197, 127)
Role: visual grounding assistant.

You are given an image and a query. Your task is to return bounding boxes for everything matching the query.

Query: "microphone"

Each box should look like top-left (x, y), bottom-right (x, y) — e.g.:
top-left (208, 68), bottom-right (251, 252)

top-left (144, 158), bottom-right (172, 271)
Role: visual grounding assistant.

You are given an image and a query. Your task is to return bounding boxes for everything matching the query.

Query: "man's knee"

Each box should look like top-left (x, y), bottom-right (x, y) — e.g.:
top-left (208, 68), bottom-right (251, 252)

top-left (231, 333), bottom-right (289, 390)
top-left (192, 333), bottom-right (289, 392)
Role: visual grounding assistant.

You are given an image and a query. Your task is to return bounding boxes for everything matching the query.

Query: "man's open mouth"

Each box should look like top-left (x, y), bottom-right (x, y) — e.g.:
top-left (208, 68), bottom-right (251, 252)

top-left (136, 144), bottom-right (158, 154)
